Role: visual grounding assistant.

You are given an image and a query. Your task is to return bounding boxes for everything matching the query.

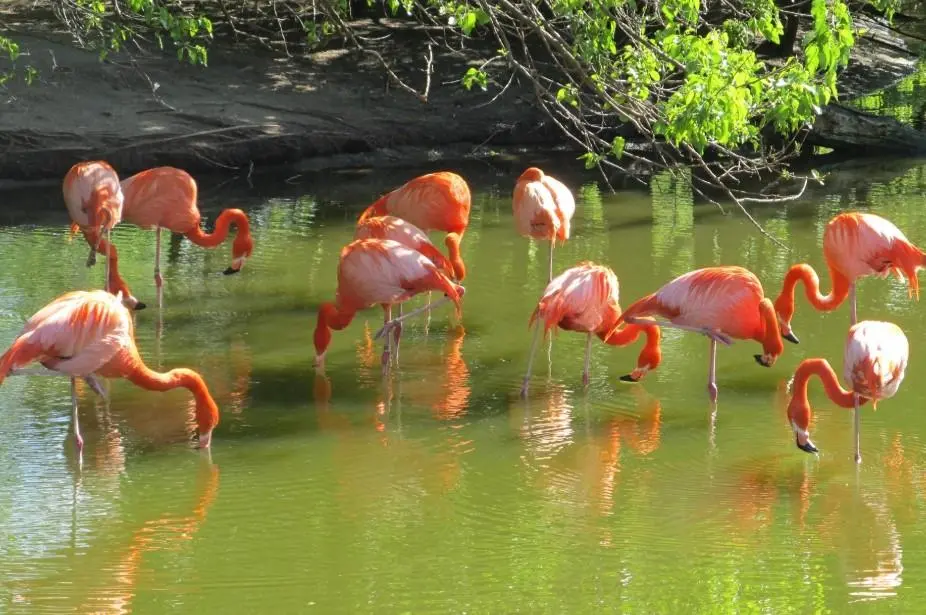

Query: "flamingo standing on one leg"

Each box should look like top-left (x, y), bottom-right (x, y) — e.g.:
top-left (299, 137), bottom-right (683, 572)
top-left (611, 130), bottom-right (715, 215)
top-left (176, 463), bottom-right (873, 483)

top-left (0, 290), bottom-right (220, 451)
top-left (357, 171), bottom-right (470, 281)
top-left (512, 167), bottom-right (576, 282)
top-left (314, 238), bottom-right (464, 371)
top-left (520, 262), bottom-right (662, 397)
top-left (62, 161), bottom-right (129, 303)
top-left (774, 212), bottom-right (925, 343)
top-left (787, 320), bottom-right (908, 463)
top-left (617, 266), bottom-right (787, 402)
top-left (79, 167), bottom-right (254, 308)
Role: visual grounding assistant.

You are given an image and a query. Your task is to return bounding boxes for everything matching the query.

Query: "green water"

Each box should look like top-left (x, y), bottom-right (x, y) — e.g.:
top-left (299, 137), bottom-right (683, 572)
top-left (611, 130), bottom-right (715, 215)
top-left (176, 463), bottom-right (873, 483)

top-left (1, 157), bottom-right (926, 613)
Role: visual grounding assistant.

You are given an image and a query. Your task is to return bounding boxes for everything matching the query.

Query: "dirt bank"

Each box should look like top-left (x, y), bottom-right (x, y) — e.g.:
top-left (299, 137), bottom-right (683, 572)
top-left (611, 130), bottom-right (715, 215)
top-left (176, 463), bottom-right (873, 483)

top-left (0, 11), bottom-right (919, 183)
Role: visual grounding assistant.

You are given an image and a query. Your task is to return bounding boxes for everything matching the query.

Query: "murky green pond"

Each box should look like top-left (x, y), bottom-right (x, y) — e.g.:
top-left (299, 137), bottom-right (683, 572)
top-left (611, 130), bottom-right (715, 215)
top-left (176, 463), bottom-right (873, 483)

top-left (1, 154), bottom-right (926, 613)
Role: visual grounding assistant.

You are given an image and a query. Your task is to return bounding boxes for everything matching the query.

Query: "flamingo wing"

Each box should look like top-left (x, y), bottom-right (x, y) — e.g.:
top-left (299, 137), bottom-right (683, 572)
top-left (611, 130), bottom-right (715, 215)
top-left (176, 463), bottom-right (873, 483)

top-left (533, 263), bottom-right (618, 332)
top-left (62, 161), bottom-right (124, 229)
top-left (513, 180), bottom-right (559, 239)
top-left (541, 175), bottom-right (575, 241)
top-left (121, 167), bottom-right (199, 232)
top-left (844, 320), bottom-right (909, 400)
top-left (3, 290), bottom-right (133, 377)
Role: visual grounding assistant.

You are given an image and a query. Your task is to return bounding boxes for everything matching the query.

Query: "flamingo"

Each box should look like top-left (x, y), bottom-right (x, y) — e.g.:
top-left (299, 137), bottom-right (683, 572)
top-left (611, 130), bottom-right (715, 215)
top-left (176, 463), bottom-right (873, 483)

top-left (357, 171), bottom-right (470, 281)
top-left (787, 320), bottom-right (908, 463)
top-left (0, 290), bottom-right (220, 451)
top-left (512, 167), bottom-right (576, 282)
top-left (617, 266), bottom-right (786, 402)
top-left (314, 238), bottom-right (464, 370)
top-left (520, 262), bottom-right (662, 397)
top-left (79, 166), bottom-right (254, 307)
top-left (63, 161), bottom-right (126, 302)
top-left (774, 212), bottom-right (925, 343)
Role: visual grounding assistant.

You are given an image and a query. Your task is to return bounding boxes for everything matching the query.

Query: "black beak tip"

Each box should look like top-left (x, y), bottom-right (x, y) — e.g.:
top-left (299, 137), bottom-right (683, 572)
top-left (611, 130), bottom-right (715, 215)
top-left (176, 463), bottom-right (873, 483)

top-left (783, 332), bottom-right (800, 344)
top-left (796, 439), bottom-right (818, 454)
top-left (619, 374), bottom-right (639, 383)
top-left (223, 267), bottom-right (239, 276)
top-left (134, 302), bottom-right (147, 311)
top-left (754, 354), bottom-right (771, 367)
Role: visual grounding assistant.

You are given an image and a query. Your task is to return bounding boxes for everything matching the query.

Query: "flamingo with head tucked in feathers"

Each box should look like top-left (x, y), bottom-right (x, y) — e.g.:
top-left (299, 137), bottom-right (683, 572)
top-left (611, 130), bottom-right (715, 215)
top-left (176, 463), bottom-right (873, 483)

top-left (75, 166), bottom-right (254, 308)
top-left (63, 161), bottom-right (127, 303)
top-left (0, 290), bottom-right (220, 452)
top-left (787, 320), bottom-right (908, 463)
top-left (357, 171), bottom-right (470, 281)
top-left (314, 238), bottom-right (464, 371)
top-left (617, 266), bottom-right (786, 402)
top-left (774, 212), bottom-right (925, 343)
top-left (512, 167), bottom-right (576, 282)
top-left (521, 262), bottom-right (662, 397)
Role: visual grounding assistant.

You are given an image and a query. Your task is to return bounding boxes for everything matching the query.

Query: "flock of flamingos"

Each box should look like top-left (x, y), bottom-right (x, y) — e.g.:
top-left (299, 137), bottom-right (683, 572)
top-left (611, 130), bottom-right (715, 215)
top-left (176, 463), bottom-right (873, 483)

top-left (0, 161), bottom-right (918, 464)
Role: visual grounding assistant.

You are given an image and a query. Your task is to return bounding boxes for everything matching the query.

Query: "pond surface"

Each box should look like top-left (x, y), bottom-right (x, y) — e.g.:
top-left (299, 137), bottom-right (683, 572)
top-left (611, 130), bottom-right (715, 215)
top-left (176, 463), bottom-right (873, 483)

top-left (1, 154), bottom-right (926, 613)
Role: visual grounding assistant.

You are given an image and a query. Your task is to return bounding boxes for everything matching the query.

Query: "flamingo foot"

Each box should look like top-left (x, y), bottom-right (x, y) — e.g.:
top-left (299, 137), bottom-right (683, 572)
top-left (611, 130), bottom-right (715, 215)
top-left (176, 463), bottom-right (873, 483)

top-left (154, 271), bottom-right (163, 289)
top-left (708, 382), bottom-right (718, 403)
top-left (519, 378), bottom-right (530, 399)
top-left (74, 432), bottom-right (84, 452)
top-left (381, 348), bottom-right (391, 372)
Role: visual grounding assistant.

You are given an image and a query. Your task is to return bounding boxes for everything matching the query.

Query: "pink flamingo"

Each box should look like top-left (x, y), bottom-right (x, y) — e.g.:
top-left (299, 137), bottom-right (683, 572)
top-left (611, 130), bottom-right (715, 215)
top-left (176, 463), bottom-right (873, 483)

top-left (357, 172), bottom-right (470, 280)
top-left (63, 160), bottom-right (125, 299)
top-left (787, 320), bottom-right (908, 463)
top-left (314, 238), bottom-right (464, 371)
top-left (521, 262), bottom-right (662, 396)
top-left (617, 266), bottom-right (786, 402)
top-left (775, 212), bottom-right (925, 342)
top-left (0, 290), bottom-right (220, 451)
top-left (512, 167), bottom-right (576, 281)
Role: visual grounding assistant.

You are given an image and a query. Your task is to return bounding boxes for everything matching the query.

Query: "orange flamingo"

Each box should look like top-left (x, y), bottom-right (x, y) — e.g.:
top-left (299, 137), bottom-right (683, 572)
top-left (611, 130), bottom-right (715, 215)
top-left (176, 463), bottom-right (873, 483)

top-left (78, 167), bottom-right (254, 307)
top-left (787, 320), bottom-right (908, 462)
top-left (314, 238), bottom-right (464, 370)
top-left (617, 266), bottom-right (786, 402)
top-left (357, 171), bottom-right (470, 280)
top-left (0, 290), bottom-right (219, 451)
top-left (774, 212), bottom-right (925, 343)
top-left (354, 215), bottom-right (456, 278)
top-left (512, 167), bottom-right (576, 281)
top-left (63, 161), bottom-right (126, 300)
top-left (521, 262), bottom-right (662, 397)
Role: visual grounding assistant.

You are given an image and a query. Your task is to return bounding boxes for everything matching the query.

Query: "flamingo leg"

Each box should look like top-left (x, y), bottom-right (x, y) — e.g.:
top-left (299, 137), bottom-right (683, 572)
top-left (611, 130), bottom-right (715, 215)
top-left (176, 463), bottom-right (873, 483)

top-left (520, 322), bottom-right (544, 398)
top-left (424, 291), bottom-right (431, 332)
top-left (625, 317), bottom-right (734, 346)
top-left (71, 377), bottom-right (84, 452)
top-left (849, 283), bottom-right (857, 326)
top-left (548, 240), bottom-right (554, 282)
top-left (707, 338), bottom-right (718, 403)
top-left (853, 392), bottom-right (862, 464)
top-left (104, 228), bottom-right (112, 294)
top-left (155, 226), bottom-right (164, 309)
top-left (374, 293), bottom-right (460, 341)
top-left (582, 332), bottom-right (593, 387)
top-left (381, 305), bottom-right (393, 370)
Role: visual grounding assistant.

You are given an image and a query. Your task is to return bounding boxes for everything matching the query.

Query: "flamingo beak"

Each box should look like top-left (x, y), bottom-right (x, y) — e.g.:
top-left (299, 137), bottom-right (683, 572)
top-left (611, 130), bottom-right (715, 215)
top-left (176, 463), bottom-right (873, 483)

top-left (783, 332), bottom-right (800, 344)
top-left (796, 435), bottom-right (818, 454)
top-left (198, 430), bottom-right (213, 449)
top-left (754, 354), bottom-right (774, 367)
top-left (619, 373), bottom-right (640, 383)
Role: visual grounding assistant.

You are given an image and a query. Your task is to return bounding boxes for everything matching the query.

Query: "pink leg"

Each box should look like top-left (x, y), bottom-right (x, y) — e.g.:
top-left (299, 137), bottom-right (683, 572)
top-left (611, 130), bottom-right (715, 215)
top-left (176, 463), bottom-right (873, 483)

top-left (707, 338), bottom-right (718, 403)
top-left (520, 322), bottom-right (543, 398)
top-left (381, 305), bottom-right (393, 370)
top-left (849, 283), bottom-right (857, 326)
top-left (71, 377), bottom-right (84, 452)
top-left (154, 227), bottom-right (164, 308)
top-left (625, 317), bottom-right (733, 346)
top-left (582, 332), bottom-right (592, 387)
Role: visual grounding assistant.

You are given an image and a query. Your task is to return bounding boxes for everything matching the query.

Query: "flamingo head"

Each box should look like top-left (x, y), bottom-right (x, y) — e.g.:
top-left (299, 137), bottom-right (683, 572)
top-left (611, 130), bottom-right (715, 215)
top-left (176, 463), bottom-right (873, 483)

top-left (224, 231), bottom-right (255, 275)
top-left (787, 391), bottom-right (818, 454)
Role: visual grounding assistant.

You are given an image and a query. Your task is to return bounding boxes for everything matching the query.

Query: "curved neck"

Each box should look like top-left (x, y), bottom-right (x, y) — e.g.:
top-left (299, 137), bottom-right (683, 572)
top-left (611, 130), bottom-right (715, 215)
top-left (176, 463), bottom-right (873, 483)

top-left (84, 229), bottom-right (135, 304)
top-left (314, 303), bottom-right (356, 356)
top-left (445, 233), bottom-right (466, 281)
top-left (599, 320), bottom-right (662, 372)
top-left (122, 353), bottom-right (219, 436)
top-left (185, 209), bottom-right (250, 249)
top-left (757, 298), bottom-right (784, 358)
top-left (788, 358), bottom-right (856, 431)
top-left (357, 198), bottom-right (388, 223)
top-left (774, 264), bottom-right (850, 325)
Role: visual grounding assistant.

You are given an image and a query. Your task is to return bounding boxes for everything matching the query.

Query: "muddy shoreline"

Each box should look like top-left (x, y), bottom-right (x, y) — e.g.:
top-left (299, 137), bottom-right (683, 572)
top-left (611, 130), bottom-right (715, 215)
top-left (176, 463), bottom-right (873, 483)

top-left (0, 14), bottom-right (920, 185)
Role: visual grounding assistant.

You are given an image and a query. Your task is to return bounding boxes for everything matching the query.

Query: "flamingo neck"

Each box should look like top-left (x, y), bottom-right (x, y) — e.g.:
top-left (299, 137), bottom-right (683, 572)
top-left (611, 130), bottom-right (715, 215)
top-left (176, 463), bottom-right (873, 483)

top-left (756, 298), bottom-right (784, 365)
top-left (774, 264), bottom-right (850, 332)
top-left (445, 233), bottom-right (466, 281)
top-left (122, 354), bottom-right (219, 440)
top-left (185, 209), bottom-right (250, 251)
top-left (357, 198), bottom-right (388, 223)
top-left (83, 229), bottom-right (139, 309)
top-left (599, 319), bottom-right (662, 380)
top-left (788, 358), bottom-right (857, 432)
top-left (314, 303), bottom-right (356, 358)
